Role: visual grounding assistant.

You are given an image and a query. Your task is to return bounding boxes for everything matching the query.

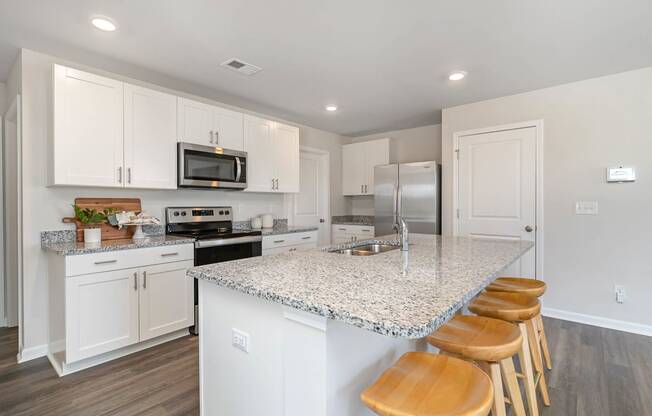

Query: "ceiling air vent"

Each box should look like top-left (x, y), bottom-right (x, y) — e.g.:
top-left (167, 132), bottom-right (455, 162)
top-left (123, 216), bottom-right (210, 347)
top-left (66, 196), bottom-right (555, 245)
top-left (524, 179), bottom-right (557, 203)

top-left (220, 58), bottom-right (262, 76)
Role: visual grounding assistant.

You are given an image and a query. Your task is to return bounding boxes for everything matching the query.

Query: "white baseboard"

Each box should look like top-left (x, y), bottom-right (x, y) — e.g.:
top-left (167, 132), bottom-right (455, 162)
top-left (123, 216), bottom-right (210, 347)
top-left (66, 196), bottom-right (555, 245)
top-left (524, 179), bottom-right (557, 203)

top-left (542, 307), bottom-right (652, 337)
top-left (0, 317), bottom-right (6, 327)
top-left (18, 343), bottom-right (48, 363)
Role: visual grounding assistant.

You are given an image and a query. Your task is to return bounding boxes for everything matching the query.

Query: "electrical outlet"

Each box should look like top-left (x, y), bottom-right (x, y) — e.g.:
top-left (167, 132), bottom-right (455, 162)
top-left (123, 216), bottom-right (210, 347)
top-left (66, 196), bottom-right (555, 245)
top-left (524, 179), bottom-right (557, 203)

top-left (575, 201), bottom-right (598, 215)
top-left (614, 285), bottom-right (626, 304)
top-left (232, 328), bottom-right (250, 353)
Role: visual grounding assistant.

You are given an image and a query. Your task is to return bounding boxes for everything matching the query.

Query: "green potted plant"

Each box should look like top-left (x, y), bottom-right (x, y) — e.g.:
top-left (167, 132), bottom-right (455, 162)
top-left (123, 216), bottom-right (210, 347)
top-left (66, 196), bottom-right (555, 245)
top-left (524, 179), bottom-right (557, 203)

top-left (72, 205), bottom-right (111, 243)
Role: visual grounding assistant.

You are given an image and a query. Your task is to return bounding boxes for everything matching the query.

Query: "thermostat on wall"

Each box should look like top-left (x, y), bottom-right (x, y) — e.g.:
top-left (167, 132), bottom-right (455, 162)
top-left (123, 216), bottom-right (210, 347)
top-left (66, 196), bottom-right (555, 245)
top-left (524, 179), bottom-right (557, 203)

top-left (606, 167), bottom-right (636, 183)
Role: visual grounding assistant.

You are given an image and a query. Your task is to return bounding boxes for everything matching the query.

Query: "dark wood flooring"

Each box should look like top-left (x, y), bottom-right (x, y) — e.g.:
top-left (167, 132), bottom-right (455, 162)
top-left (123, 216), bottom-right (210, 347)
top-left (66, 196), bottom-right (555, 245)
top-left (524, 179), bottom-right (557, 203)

top-left (1, 318), bottom-right (651, 415)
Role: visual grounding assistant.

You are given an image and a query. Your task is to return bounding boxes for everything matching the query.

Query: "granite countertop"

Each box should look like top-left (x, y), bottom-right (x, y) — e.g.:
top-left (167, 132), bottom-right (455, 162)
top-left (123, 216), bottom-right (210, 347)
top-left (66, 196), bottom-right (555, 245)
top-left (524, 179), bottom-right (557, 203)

top-left (188, 234), bottom-right (534, 339)
top-left (331, 215), bottom-right (374, 226)
top-left (43, 234), bottom-right (196, 256)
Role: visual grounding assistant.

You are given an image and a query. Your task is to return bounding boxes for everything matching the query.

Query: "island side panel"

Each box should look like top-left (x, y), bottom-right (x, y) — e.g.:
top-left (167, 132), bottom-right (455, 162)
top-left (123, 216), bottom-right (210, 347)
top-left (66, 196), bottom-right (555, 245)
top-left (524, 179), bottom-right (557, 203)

top-left (198, 280), bottom-right (426, 416)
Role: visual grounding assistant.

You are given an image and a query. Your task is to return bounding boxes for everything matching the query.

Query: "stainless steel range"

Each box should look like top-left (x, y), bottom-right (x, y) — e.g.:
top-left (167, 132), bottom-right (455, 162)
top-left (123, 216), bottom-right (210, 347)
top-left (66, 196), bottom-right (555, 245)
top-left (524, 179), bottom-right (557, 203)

top-left (165, 206), bottom-right (262, 335)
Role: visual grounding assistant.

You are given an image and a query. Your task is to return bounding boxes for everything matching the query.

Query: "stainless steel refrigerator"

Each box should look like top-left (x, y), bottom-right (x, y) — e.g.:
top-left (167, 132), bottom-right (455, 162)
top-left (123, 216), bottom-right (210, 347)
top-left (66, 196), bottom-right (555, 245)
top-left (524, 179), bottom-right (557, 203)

top-left (374, 161), bottom-right (441, 236)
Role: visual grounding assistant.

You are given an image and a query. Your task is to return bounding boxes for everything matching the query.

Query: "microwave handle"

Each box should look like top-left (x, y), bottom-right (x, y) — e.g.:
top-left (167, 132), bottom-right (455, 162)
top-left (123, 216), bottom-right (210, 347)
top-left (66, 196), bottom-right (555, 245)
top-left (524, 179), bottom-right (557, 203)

top-left (235, 157), bottom-right (242, 182)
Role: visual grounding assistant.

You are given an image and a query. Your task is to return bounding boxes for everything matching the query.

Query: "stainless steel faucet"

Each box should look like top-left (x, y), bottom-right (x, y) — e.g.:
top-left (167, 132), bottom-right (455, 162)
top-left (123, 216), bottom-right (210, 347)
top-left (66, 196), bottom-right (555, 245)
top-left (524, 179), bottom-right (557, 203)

top-left (393, 216), bottom-right (409, 251)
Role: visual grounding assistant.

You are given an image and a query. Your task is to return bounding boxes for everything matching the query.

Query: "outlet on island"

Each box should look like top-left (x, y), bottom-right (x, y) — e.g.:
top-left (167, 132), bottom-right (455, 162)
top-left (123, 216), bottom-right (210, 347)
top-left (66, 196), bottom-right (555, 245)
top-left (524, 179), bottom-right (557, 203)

top-left (232, 328), bottom-right (250, 353)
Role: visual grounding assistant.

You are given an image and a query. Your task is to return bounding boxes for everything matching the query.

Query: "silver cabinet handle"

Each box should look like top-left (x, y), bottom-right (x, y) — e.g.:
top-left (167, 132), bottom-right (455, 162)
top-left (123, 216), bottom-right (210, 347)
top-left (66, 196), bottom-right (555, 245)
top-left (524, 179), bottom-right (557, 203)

top-left (161, 252), bottom-right (179, 257)
top-left (118, 167), bottom-right (123, 183)
top-left (235, 157), bottom-right (242, 182)
top-left (364, 184), bottom-right (368, 193)
top-left (133, 272), bottom-right (138, 291)
top-left (301, 236), bottom-right (311, 240)
top-left (215, 131), bottom-right (219, 145)
top-left (210, 130), bottom-right (214, 144)
top-left (272, 178), bottom-right (275, 190)
top-left (127, 167), bottom-right (132, 184)
top-left (94, 260), bottom-right (117, 265)
top-left (338, 228), bottom-right (346, 231)
top-left (274, 239), bottom-right (285, 244)
top-left (361, 184), bottom-right (364, 193)
top-left (289, 248), bottom-right (297, 252)
top-left (143, 271), bottom-right (147, 289)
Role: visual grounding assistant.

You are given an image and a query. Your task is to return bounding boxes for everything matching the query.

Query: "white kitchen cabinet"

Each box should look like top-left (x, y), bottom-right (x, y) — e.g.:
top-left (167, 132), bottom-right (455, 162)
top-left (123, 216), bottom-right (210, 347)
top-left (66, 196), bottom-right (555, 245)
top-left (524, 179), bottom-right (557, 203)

top-left (66, 268), bottom-right (140, 363)
top-left (262, 231), bottom-right (318, 255)
top-left (52, 64), bottom-right (124, 187)
top-left (331, 225), bottom-right (375, 244)
top-left (48, 244), bottom-right (195, 375)
top-left (124, 84), bottom-right (177, 189)
top-left (244, 114), bottom-right (300, 193)
top-left (341, 138), bottom-right (390, 196)
top-left (139, 260), bottom-right (194, 341)
top-left (177, 97), bottom-right (244, 151)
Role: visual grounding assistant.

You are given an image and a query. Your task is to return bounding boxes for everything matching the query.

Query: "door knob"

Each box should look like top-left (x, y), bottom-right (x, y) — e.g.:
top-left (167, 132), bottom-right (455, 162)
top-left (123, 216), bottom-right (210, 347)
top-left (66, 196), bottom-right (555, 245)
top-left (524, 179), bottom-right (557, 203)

top-left (525, 225), bottom-right (533, 232)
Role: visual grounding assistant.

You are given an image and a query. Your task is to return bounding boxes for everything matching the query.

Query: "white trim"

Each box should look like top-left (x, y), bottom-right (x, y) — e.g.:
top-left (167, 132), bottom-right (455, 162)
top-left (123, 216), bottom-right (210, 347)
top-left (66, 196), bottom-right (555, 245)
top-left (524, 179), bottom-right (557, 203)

top-left (452, 120), bottom-right (545, 281)
top-left (47, 328), bottom-right (190, 377)
top-left (542, 307), bottom-right (652, 338)
top-left (18, 343), bottom-right (48, 363)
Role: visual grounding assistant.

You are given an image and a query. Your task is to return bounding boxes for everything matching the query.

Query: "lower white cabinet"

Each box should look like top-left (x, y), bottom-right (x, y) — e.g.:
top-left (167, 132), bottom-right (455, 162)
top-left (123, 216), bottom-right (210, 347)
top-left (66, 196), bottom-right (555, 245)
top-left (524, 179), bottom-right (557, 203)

top-left (49, 244), bottom-right (195, 373)
top-left (331, 225), bottom-right (375, 244)
top-left (139, 261), bottom-right (194, 342)
top-left (262, 231), bottom-right (318, 256)
top-left (66, 268), bottom-right (140, 363)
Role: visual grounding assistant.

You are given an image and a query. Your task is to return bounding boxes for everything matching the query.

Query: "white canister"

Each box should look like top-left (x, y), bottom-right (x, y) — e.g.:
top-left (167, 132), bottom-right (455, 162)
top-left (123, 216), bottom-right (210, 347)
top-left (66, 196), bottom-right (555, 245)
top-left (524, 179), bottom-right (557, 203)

top-left (83, 227), bottom-right (102, 243)
top-left (251, 217), bottom-right (262, 229)
top-left (262, 214), bottom-right (274, 229)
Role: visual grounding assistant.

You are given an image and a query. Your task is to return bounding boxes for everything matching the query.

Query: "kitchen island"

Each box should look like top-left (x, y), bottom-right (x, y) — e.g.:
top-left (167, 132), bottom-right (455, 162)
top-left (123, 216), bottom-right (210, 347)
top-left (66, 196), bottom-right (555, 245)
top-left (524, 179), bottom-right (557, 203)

top-left (188, 234), bottom-right (533, 416)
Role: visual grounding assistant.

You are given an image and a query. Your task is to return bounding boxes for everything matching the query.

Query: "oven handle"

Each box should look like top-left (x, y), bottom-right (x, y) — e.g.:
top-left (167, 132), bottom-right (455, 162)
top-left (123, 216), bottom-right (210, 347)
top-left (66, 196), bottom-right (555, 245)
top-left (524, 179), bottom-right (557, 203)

top-left (195, 235), bottom-right (262, 248)
top-left (235, 157), bottom-right (242, 182)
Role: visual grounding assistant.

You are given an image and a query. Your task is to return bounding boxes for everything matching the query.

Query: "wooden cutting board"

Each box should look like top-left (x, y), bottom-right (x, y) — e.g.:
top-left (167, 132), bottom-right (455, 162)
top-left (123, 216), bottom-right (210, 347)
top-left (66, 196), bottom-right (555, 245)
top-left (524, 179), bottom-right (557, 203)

top-left (63, 198), bottom-right (142, 242)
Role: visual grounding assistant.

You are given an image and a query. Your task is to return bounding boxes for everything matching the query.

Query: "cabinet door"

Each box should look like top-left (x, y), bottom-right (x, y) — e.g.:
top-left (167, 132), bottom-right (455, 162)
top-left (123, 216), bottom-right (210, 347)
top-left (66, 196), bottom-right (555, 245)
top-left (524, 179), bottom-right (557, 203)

top-left (342, 143), bottom-right (365, 195)
top-left (66, 268), bottom-right (139, 363)
top-left (139, 260), bottom-right (194, 341)
top-left (243, 115), bottom-right (276, 192)
top-left (363, 139), bottom-right (390, 195)
top-left (177, 98), bottom-right (213, 146)
top-left (52, 64), bottom-right (124, 187)
top-left (273, 122), bottom-right (300, 193)
top-left (124, 84), bottom-right (177, 189)
top-left (213, 106), bottom-right (244, 151)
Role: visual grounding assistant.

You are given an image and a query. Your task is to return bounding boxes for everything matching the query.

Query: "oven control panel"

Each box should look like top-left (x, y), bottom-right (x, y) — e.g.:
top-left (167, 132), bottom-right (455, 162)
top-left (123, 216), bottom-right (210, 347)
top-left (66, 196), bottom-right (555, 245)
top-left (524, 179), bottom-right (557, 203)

top-left (166, 206), bottom-right (233, 224)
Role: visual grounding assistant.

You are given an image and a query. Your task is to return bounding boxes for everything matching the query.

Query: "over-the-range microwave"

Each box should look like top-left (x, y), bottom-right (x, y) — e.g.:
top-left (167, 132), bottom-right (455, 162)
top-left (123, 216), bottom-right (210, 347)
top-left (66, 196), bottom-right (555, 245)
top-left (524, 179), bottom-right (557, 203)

top-left (177, 142), bottom-right (247, 190)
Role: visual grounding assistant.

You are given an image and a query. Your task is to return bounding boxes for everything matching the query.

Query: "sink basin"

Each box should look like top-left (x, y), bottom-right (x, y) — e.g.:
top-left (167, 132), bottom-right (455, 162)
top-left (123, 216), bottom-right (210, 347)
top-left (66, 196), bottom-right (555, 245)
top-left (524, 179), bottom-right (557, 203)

top-left (331, 243), bottom-right (400, 256)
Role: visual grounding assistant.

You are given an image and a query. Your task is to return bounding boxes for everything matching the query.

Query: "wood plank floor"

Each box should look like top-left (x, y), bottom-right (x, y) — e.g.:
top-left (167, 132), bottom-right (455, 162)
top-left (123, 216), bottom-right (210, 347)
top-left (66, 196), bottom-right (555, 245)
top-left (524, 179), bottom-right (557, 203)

top-left (1, 317), bottom-right (651, 415)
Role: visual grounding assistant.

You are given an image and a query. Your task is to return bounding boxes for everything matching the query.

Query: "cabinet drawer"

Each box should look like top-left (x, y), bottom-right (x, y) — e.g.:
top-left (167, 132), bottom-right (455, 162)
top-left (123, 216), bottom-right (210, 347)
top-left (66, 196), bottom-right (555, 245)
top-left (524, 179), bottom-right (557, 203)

top-left (262, 231), bottom-right (317, 249)
top-left (331, 225), bottom-right (374, 236)
top-left (65, 244), bottom-right (194, 277)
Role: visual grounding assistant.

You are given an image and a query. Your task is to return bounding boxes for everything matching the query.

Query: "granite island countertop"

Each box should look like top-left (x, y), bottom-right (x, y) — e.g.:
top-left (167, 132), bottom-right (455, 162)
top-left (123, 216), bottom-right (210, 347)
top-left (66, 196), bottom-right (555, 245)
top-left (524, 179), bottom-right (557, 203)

top-left (188, 234), bottom-right (534, 339)
top-left (42, 234), bottom-right (196, 256)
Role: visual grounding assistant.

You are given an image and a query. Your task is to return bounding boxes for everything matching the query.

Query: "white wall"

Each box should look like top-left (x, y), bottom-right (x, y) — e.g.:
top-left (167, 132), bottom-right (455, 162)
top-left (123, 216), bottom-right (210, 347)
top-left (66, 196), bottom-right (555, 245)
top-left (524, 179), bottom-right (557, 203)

top-left (441, 67), bottom-right (652, 329)
top-left (347, 124), bottom-right (442, 215)
top-left (0, 81), bottom-right (6, 114)
top-left (18, 48), bottom-right (346, 355)
top-left (0, 81), bottom-right (5, 325)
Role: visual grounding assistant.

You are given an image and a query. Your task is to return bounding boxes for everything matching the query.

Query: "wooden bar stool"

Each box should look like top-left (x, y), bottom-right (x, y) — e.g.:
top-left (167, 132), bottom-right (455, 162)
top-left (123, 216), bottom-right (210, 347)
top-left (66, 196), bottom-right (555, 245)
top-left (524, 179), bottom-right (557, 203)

top-left (468, 291), bottom-right (550, 416)
top-left (427, 316), bottom-right (527, 416)
top-left (361, 352), bottom-right (494, 416)
top-left (487, 277), bottom-right (552, 370)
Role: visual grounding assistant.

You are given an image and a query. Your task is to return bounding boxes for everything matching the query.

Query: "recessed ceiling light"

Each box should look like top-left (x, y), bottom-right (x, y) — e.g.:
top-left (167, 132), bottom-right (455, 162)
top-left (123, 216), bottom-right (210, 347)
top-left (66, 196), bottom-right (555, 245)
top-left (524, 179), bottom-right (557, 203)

top-left (91, 17), bottom-right (117, 32)
top-left (325, 105), bottom-right (338, 112)
top-left (448, 71), bottom-right (467, 81)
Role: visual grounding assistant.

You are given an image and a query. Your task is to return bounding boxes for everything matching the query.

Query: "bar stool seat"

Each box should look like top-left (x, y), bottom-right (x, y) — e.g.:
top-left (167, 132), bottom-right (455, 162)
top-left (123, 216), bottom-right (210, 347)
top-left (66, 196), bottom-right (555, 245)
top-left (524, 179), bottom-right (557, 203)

top-left (468, 291), bottom-right (540, 322)
top-left (487, 277), bottom-right (546, 298)
top-left (361, 352), bottom-right (494, 416)
top-left (428, 316), bottom-right (526, 416)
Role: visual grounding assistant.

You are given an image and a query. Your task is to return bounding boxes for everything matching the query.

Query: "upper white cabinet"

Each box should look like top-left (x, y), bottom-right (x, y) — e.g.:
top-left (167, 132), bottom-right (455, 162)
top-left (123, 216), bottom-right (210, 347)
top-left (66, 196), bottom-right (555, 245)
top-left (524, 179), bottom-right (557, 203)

top-left (124, 84), bottom-right (177, 189)
top-left (52, 64), bottom-right (177, 190)
top-left (177, 98), bottom-right (244, 151)
top-left (342, 138), bottom-right (390, 196)
top-left (52, 65), bottom-right (124, 187)
top-left (244, 115), bottom-right (300, 193)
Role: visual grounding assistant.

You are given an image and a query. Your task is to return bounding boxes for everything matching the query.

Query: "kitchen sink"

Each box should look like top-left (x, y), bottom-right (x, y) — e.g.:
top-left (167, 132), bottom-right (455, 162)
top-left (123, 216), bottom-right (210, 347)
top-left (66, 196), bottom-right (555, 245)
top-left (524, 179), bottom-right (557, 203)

top-left (331, 243), bottom-right (400, 256)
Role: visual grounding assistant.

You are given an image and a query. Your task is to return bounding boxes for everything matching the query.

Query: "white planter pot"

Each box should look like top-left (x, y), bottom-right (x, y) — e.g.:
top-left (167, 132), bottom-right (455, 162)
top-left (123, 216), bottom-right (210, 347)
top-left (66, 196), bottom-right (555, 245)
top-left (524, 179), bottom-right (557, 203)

top-left (83, 228), bottom-right (102, 243)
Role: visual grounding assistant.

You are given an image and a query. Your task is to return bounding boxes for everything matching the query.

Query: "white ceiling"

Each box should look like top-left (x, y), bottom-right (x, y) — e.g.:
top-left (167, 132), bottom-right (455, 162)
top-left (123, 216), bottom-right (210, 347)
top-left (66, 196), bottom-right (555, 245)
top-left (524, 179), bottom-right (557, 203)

top-left (1, 0), bottom-right (651, 136)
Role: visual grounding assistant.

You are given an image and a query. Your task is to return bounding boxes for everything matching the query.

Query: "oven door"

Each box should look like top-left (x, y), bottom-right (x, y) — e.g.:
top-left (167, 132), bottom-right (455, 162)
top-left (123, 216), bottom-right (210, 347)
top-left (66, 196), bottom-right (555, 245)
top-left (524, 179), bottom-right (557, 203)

top-left (178, 142), bottom-right (247, 189)
top-left (194, 236), bottom-right (262, 266)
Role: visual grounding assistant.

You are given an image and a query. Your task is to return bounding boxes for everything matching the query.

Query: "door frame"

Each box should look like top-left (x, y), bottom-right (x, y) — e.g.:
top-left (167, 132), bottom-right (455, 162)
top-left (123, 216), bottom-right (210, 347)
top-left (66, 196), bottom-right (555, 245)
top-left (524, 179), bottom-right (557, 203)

top-left (452, 120), bottom-right (544, 280)
top-left (287, 146), bottom-right (331, 246)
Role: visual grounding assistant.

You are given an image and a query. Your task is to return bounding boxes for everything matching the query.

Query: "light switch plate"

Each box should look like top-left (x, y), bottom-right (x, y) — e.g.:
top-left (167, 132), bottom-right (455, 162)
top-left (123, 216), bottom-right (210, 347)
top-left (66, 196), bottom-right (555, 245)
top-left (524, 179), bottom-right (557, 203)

top-left (575, 201), bottom-right (598, 215)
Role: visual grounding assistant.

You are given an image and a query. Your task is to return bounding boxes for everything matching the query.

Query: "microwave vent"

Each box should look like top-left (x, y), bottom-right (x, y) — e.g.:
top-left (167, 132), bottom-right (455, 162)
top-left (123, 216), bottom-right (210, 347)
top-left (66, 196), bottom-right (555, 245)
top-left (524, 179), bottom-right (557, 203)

top-left (220, 58), bottom-right (262, 76)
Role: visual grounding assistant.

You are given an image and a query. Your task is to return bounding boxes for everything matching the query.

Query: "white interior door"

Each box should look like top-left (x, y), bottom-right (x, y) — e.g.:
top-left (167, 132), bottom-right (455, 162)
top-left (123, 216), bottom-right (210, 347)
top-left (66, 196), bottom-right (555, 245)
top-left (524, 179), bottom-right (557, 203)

top-left (457, 127), bottom-right (536, 277)
top-left (292, 149), bottom-right (330, 246)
